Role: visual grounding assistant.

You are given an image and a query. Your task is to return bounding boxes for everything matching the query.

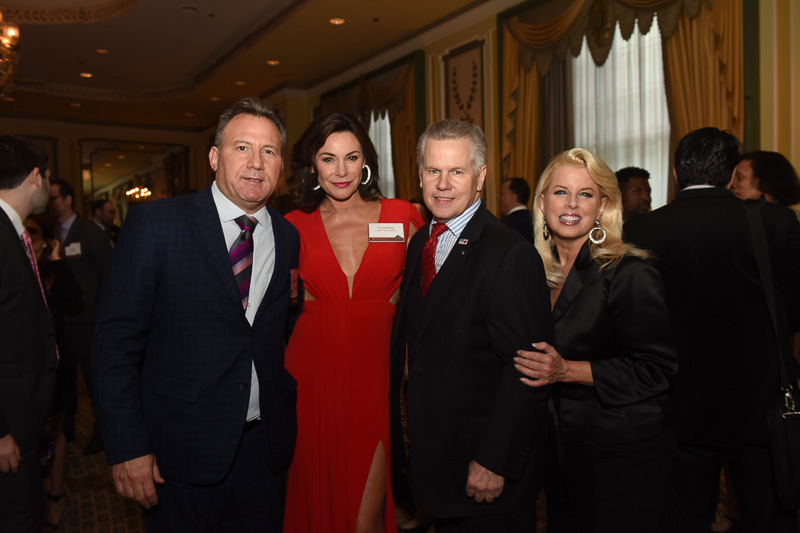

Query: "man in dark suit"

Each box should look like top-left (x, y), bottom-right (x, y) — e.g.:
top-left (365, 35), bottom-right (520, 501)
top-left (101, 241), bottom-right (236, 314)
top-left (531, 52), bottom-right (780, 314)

top-left (0, 136), bottom-right (58, 532)
top-left (91, 198), bottom-right (120, 243)
top-left (615, 166), bottom-right (652, 222)
top-left (625, 127), bottom-right (800, 532)
top-left (390, 120), bottom-right (554, 532)
top-left (49, 177), bottom-right (112, 453)
top-left (92, 98), bottom-right (300, 531)
top-left (498, 177), bottom-right (534, 242)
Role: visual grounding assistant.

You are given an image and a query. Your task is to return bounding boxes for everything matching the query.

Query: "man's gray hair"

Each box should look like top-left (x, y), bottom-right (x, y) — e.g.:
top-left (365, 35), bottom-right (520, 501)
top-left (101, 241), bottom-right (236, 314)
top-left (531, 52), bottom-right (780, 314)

top-left (214, 97), bottom-right (286, 153)
top-left (416, 120), bottom-right (487, 175)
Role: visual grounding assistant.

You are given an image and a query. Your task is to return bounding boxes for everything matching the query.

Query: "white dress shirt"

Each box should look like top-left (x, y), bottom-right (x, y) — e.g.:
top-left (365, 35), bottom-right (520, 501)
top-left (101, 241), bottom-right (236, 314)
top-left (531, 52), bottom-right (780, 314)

top-left (211, 181), bottom-right (275, 422)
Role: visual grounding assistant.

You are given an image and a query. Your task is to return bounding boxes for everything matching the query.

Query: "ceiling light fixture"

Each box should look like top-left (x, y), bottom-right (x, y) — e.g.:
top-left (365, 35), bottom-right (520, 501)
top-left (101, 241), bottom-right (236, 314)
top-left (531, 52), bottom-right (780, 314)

top-left (267, 60), bottom-right (280, 66)
top-left (69, 102), bottom-right (81, 108)
top-left (80, 72), bottom-right (93, 78)
top-left (234, 80), bottom-right (246, 86)
top-left (0, 9), bottom-right (21, 98)
top-left (329, 17), bottom-right (345, 25)
top-left (95, 49), bottom-right (109, 54)
top-left (210, 96), bottom-right (220, 101)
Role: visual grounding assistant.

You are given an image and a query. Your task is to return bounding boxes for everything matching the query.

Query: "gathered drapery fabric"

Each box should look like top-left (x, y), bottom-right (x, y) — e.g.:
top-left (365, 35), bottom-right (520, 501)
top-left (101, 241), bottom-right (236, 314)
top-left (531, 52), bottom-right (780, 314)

top-left (502, 0), bottom-right (742, 199)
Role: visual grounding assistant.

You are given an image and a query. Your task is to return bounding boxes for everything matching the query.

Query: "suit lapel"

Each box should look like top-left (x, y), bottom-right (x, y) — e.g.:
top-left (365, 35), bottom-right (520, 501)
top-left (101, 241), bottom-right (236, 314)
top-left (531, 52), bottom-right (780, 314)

top-left (0, 210), bottom-right (51, 315)
top-left (409, 208), bottom-right (485, 354)
top-left (192, 188), bottom-right (243, 310)
top-left (551, 243), bottom-right (591, 323)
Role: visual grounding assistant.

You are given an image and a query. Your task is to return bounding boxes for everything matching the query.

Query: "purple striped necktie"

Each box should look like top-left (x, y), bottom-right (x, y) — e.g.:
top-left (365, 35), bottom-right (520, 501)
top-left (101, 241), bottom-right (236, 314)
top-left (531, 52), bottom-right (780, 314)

top-left (21, 230), bottom-right (59, 362)
top-left (230, 215), bottom-right (257, 309)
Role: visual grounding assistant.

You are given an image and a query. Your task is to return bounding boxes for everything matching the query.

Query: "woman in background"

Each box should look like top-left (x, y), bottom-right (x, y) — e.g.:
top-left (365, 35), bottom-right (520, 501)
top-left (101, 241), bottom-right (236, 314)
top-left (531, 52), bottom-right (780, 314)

top-left (514, 148), bottom-right (677, 532)
top-left (24, 214), bottom-right (82, 532)
top-left (729, 150), bottom-right (800, 210)
top-left (283, 112), bottom-right (422, 533)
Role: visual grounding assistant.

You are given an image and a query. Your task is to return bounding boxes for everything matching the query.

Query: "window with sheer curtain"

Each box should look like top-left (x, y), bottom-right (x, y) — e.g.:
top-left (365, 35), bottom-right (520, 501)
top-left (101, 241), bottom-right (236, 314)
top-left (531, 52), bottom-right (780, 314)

top-left (571, 15), bottom-right (670, 210)
top-left (368, 110), bottom-right (396, 198)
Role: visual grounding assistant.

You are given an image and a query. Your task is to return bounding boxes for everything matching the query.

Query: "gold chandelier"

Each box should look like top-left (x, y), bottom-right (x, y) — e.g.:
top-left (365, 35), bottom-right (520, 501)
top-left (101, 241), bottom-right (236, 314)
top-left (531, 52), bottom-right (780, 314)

top-left (0, 9), bottom-right (20, 98)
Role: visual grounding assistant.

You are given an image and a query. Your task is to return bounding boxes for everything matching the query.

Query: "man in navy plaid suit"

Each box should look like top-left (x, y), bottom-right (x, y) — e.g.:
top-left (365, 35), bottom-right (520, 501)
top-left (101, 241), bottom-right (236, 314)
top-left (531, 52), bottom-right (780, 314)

top-left (92, 98), bottom-right (300, 532)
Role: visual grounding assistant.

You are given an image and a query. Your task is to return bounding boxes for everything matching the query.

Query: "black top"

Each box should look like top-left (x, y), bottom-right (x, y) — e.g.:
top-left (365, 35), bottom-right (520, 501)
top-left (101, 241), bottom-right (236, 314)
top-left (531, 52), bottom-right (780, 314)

top-left (553, 241), bottom-right (676, 446)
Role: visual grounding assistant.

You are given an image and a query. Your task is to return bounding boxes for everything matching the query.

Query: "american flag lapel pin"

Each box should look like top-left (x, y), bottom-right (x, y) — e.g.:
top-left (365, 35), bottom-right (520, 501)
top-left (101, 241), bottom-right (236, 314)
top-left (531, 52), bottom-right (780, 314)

top-left (457, 238), bottom-right (469, 245)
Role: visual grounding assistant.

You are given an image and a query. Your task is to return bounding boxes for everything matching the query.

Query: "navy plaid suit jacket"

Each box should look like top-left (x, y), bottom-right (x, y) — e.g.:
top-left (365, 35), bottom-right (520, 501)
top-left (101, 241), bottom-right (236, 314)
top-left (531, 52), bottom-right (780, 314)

top-left (92, 187), bottom-right (299, 485)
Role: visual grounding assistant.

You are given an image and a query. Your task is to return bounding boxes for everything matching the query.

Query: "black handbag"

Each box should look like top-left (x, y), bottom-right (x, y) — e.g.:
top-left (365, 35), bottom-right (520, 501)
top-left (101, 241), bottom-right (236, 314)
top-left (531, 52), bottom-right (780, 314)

top-left (745, 199), bottom-right (800, 510)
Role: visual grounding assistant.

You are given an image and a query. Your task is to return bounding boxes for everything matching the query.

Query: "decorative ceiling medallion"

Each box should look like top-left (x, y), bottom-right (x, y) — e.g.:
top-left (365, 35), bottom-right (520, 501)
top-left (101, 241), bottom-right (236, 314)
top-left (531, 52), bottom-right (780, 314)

top-left (1, 0), bottom-right (138, 24)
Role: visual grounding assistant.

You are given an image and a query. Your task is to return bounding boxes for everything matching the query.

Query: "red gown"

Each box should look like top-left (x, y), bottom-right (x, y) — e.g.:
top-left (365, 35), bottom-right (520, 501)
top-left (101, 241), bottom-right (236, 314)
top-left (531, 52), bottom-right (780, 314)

top-left (283, 198), bottom-right (423, 533)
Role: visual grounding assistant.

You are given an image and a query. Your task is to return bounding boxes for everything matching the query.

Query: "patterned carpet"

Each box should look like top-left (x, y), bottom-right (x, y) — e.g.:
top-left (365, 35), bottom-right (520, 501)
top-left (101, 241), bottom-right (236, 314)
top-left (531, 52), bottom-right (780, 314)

top-left (50, 375), bottom-right (546, 532)
top-left (44, 375), bottom-right (145, 533)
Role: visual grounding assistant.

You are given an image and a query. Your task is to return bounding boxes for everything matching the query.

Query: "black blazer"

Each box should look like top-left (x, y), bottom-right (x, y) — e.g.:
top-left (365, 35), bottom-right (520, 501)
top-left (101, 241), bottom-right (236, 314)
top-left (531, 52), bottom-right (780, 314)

top-left (625, 187), bottom-right (800, 446)
top-left (62, 216), bottom-right (112, 324)
top-left (390, 206), bottom-right (554, 518)
top-left (552, 242), bottom-right (677, 446)
top-left (503, 208), bottom-right (534, 243)
top-left (92, 188), bottom-right (300, 484)
top-left (0, 210), bottom-right (57, 451)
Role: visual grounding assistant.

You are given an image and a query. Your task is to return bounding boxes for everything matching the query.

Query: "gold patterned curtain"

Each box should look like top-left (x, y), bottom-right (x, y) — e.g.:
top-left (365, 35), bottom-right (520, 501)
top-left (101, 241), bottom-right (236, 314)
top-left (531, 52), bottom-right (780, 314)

top-left (663, 0), bottom-right (743, 142)
top-left (502, 0), bottom-right (743, 190)
top-left (319, 59), bottom-right (419, 200)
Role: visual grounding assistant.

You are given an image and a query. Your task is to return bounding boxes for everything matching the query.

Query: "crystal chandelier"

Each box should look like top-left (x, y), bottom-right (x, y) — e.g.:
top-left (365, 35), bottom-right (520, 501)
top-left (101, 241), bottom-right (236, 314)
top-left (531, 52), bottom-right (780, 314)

top-left (0, 9), bottom-right (20, 98)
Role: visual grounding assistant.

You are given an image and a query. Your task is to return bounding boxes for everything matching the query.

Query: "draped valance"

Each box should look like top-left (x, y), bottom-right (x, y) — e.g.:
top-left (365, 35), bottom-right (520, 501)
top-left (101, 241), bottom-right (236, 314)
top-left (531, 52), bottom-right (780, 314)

top-left (319, 61), bottom-right (414, 125)
top-left (501, 0), bottom-right (743, 197)
top-left (506, 0), bottom-right (707, 75)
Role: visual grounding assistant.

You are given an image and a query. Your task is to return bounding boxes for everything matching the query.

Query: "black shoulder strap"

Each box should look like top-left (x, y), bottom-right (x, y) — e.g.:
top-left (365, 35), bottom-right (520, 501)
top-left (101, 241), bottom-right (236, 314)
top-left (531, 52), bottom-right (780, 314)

top-left (744, 199), bottom-right (792, 389)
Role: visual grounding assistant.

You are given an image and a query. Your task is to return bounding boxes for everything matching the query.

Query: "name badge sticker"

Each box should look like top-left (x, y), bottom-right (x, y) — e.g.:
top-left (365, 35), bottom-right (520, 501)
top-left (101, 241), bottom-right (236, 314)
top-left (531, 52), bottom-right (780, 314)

top-left (368, 222), bottom-right (405, 243)
top-left (64, 242), bottom-right (82, 258)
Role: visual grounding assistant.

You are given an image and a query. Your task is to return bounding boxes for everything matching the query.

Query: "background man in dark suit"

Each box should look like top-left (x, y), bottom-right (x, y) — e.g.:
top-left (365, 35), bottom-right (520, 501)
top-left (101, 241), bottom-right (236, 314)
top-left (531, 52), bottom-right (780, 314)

top-left (91, 198), bottom-right (120, 243)
top-left (49, 177), bottom-right (112, 453)
top-left (615, 166), bottom-right (652, 222)
top-left (390, 120), bottom-right (554, 532)
top-left (498, 177), bottom-right (534, 242)
top-left (92, 98), bottom-right (300, 532)
top-left (625, 127), bottom-right (800, 532)
top-left (0, 135), bottom-right (58, 532)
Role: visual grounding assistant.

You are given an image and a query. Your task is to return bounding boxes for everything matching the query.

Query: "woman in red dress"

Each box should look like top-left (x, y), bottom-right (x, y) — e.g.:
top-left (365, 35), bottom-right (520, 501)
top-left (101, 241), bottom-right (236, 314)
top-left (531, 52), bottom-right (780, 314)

top-left (283, 113), bottom-right (422, 533)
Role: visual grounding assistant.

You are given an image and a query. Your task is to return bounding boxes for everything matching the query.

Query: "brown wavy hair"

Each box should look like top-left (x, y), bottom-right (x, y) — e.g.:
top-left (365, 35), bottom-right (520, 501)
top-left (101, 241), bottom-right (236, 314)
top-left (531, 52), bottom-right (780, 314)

top-left (287, 113), bottom-right (383, 213)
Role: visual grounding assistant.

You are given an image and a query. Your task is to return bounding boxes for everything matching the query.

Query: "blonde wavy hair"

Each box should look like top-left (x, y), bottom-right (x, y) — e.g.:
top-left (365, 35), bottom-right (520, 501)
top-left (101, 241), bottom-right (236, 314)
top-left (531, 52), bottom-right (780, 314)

top-left (533, 148), bottom-right (649, 287)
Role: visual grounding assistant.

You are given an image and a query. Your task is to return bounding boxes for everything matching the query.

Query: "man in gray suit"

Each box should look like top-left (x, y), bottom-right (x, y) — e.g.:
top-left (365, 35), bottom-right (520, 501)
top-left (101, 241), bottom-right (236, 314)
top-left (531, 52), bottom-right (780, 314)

top-left (49, 178), bottom-right (112, 453)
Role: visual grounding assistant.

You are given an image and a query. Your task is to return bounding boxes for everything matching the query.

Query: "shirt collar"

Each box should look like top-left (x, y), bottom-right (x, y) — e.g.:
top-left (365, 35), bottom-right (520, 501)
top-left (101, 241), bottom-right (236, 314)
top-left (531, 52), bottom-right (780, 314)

top-left (681, 184), bottom-right (717, 191)
top-left (506, 205), bottom-right (528, 215)
top-left (429, 198), bottom-right (481, 238)
top-left (61, 212), bottom-right (77, 233)
top-left (0, 197), bottom-right (25, 236)
top-left (211, 181), bottom-right (268, 228)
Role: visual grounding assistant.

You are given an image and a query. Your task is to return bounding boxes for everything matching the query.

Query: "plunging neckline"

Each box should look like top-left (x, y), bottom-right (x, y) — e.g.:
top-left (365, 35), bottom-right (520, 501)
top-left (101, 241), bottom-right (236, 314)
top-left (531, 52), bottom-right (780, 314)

top-left (316, 200), bottom-right (384, 299)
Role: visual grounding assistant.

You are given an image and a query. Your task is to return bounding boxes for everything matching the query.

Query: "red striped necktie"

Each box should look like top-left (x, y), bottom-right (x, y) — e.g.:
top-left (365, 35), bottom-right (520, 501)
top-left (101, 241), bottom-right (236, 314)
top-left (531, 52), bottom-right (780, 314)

top-left (230, 215), bottom-right (257, 309)
top-left (21, 230), bottom-right (59, 362)
top-left (421, 222), bottom-right (448, 298)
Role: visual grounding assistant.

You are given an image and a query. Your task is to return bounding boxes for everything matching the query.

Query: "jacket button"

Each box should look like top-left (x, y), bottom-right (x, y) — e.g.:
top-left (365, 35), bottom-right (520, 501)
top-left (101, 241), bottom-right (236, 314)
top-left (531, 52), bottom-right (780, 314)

top-left (239, 381), bottom-right (248, 391)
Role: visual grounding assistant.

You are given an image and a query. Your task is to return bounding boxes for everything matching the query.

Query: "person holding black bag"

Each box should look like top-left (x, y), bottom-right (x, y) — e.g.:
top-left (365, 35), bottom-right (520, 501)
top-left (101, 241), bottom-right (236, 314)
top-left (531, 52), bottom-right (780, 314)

top-left (625, 127), bottom-right (800, 532)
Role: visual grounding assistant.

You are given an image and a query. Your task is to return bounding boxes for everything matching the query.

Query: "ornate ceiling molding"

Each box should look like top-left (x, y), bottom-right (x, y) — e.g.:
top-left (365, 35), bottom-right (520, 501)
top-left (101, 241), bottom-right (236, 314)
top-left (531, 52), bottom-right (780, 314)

top-left (0, 0), bottom-right (137, 24)
top-left (16, 80), bottom-right (184, 101)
